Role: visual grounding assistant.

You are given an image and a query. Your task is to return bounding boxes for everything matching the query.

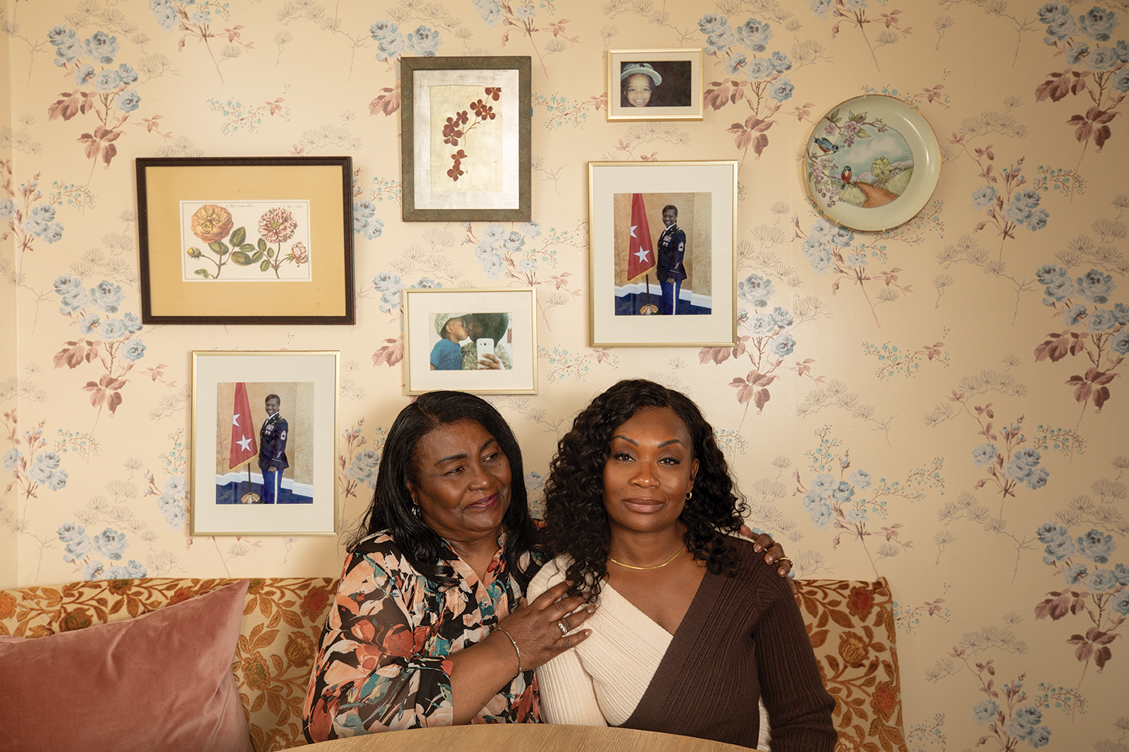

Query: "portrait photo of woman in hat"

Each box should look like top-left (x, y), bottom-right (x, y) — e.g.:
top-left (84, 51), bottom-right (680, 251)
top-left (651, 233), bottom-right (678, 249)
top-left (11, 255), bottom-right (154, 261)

top-left (607, 50), bottom-right (703, 122)
top-left (619, 61), bottom-right (692, 109)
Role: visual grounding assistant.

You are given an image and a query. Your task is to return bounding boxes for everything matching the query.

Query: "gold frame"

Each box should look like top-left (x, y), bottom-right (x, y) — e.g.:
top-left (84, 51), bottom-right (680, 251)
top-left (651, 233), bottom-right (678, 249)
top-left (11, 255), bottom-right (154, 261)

top-left (190, 350), bottom-right (339, 536)
top-left (588, 161), bottom-right (737, 347)
top-left (136, 157), bottom-right (354, 324)
top-left (607, 49), bottom-right (704, 122)
top-left (403, 288), bottom-right (538, 395)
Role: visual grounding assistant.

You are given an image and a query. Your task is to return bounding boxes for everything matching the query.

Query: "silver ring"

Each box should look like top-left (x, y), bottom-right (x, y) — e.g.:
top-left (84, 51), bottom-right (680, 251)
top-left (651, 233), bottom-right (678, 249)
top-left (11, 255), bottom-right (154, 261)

top-left (557, 619), bottom-right (568, 636)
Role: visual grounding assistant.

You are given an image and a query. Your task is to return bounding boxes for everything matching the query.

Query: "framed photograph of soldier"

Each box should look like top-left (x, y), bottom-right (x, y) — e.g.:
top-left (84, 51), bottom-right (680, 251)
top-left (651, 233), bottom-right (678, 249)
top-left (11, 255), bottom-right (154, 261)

top-left (606, 49), bottom-right (704, 122)
top-left (587, 161), bottom-right (736, 347)
top-left (190, 351), bottom-right (339, 536)
top-left (400, 56), bottom-right (532, 222)
top-left (403, 288), bottom-right (537, 395)
top-left (136, 156), bottom-right (355, 325)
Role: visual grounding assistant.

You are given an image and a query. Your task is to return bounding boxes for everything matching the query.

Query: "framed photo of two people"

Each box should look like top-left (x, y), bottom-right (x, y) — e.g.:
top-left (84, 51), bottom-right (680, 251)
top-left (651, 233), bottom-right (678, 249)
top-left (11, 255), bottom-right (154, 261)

top-left (403, 288), bottom-right (537, 395)
top-left (588, 161), bottom-right (736, 347)
top-left (190, 351), bottom-right (339, 536)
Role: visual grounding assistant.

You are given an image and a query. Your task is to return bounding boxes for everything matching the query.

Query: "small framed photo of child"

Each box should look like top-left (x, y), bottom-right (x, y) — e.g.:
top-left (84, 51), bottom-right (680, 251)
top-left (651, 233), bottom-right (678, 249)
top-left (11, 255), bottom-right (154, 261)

top-left (607, 49), bottom-right (704, 122)
top-left (403, 288), bottom-right (538, 395)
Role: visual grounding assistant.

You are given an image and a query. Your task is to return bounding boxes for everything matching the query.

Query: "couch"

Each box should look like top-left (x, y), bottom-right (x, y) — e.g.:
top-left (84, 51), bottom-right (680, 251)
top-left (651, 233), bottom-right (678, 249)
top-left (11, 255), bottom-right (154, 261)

top-left (0, 576), bottom-right (906, 752)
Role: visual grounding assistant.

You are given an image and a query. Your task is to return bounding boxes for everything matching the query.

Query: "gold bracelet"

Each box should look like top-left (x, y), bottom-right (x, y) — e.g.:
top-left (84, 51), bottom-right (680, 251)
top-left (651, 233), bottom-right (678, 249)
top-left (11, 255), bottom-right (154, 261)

top-left (494, 626), bottom-right (522, 674)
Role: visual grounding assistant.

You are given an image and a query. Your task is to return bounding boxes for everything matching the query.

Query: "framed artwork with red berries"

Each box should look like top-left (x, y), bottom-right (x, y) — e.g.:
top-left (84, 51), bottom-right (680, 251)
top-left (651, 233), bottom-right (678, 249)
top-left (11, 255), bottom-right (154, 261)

top-left (400, 56), bottom-right (531, 222)
top-left (136, 156), bottom-right (355, 325)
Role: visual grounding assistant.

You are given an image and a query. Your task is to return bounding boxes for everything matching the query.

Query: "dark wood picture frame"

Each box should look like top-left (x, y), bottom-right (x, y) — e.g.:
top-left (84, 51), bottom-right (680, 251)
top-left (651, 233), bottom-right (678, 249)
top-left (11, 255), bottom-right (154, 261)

top-left (136, 156), bottom-right (355, 325)
top-left (400, 56), bottom-right (531, 222)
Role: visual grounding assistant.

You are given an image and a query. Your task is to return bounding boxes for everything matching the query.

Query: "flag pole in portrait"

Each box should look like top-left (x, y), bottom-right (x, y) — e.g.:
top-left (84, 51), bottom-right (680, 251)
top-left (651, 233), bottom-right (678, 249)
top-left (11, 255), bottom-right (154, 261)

top-left (229, 382), bottom-right (260, 504)
top-left (626, 193), bottom-right (658, 314)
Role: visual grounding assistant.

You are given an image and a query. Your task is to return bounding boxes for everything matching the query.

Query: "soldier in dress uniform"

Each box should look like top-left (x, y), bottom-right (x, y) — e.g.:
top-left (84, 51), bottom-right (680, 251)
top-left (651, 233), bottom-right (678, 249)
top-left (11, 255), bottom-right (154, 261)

top-left (657, 204), bottom-right (687, 315)
top-left (258, 394), bottom-right (289, 504)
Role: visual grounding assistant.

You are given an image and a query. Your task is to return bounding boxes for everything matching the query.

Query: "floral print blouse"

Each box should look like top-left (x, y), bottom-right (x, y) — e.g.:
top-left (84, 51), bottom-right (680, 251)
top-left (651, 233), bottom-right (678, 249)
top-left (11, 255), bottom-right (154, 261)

top-left (302, 531), bottom-right (542, 741)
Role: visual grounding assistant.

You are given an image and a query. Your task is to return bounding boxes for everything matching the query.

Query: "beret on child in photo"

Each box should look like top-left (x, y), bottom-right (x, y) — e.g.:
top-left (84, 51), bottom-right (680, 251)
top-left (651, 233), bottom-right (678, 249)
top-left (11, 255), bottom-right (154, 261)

top-left (620, 62), bottom-right (661, 86)
top-left (434, 312), bottom-right (469, 337)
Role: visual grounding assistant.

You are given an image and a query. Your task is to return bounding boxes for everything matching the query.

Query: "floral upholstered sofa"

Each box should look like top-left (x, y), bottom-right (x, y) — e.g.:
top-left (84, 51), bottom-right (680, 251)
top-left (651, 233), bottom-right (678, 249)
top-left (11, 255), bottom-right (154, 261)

top-left (0, 576), bottom-right (905, 752)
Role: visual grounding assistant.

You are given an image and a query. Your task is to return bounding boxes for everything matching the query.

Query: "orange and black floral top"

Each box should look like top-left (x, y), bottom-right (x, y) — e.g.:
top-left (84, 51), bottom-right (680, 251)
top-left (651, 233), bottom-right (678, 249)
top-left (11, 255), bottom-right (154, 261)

top-left (302, 531), bottom-right (542, 742)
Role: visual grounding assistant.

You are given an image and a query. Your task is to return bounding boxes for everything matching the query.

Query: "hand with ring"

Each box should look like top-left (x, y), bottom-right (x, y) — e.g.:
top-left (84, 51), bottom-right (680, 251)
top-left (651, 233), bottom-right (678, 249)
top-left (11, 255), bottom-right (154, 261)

top-left (737, 526), bottom-right (795, 592)
top-left (493, 581), bottom-right (594, 672)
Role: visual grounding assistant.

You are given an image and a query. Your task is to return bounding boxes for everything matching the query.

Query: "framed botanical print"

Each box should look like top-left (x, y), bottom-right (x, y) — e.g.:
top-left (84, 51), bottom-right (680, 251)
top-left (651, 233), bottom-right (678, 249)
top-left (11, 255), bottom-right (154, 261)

top-left (400, 56), bottom-right (531, 221)
top-left (136, 156), bottom-right (355, 325)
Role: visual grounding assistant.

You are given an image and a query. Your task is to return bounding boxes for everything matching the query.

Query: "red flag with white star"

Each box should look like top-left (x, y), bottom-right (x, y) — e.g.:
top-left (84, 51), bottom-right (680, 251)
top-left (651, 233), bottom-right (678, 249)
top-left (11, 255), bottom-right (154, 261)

top-left (626, 193), bottom-right (656, 281)
top-left (229, 382), bottom-right (258, 470)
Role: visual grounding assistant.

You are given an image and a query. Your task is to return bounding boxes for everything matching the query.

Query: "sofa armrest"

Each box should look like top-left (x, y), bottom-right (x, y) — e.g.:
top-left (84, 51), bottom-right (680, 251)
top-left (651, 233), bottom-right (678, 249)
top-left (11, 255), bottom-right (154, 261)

top-left (793, 578), bottom-right (908, 752)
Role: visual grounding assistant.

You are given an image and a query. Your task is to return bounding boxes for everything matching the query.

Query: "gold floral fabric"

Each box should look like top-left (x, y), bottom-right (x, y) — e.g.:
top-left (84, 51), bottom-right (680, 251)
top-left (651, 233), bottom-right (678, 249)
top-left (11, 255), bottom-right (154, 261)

top-left (793, 578), bottom-right (907, 752)
top-left (0, 575), bottom-right (907, 752)
top-left (0, 577), bottom-right (338, 752)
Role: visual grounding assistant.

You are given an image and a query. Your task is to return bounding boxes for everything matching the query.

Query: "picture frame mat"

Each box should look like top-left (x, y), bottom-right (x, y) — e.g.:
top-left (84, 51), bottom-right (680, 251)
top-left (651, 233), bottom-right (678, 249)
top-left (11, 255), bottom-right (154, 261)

top-left (400, 56), bottom-right (531, 222)
top-left (607, 48), bottom-right (704, 122)
top-left (412, 68), bottom-right (521, 211)
top-left (404, 288), bottom-right (537, 394)
top-left (139, 160), bottom-right (351, 320)
top-left (589, 161), bottom-right (736, 347)
top-left (191, 351), bottom-right (339, 536)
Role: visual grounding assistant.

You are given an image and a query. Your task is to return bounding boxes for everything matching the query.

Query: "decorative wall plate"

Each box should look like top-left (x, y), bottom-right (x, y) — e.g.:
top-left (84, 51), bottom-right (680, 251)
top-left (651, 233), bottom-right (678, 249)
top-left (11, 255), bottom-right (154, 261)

top-left (804, 95), bottom-right (940, 232)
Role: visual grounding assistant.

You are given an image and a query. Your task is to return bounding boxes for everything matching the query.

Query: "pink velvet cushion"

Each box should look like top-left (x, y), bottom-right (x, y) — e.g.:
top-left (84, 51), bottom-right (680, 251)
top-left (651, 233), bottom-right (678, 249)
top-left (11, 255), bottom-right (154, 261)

top-left (0, 579), bottom-right (253, 752)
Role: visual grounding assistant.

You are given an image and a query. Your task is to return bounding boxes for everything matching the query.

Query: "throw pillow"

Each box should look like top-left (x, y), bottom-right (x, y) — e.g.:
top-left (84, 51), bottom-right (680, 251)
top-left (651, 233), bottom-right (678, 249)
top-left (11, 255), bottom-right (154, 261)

top-left (0, 579), bottom-right (254, 752)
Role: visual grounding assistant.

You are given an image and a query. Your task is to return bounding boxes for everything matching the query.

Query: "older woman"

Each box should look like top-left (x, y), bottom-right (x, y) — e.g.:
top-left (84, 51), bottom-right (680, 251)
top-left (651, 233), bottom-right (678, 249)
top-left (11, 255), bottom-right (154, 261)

top-left (530, 380), bottom-right (836, 750)
top-left (303, 391), bottom-right (791, 741)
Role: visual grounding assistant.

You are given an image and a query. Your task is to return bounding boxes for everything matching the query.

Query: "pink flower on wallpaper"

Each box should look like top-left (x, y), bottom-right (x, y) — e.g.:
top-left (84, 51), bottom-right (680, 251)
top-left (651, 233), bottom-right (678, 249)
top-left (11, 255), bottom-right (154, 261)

top-left (259, 207), bottom-right (297, 244)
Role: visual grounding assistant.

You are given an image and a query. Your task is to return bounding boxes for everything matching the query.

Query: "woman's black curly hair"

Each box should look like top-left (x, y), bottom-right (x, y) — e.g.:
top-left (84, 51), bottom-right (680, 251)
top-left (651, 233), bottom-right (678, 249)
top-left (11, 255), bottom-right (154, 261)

top-left (351, 391), bottom-right (540, 587)
top-left (542, 379), bottom-right (749, 601)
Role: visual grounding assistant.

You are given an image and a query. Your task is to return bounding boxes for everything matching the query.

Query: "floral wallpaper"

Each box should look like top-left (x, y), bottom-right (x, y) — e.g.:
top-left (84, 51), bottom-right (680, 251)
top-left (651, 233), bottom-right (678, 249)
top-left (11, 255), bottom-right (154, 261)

top-left (2, 0), bottom-right (1128, 749)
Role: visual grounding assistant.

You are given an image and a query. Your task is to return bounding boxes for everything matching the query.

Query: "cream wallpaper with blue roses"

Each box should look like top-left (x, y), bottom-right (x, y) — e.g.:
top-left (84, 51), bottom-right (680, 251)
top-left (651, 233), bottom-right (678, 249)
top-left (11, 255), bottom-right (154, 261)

top-left (2, 0), bottom-right (1128, 749)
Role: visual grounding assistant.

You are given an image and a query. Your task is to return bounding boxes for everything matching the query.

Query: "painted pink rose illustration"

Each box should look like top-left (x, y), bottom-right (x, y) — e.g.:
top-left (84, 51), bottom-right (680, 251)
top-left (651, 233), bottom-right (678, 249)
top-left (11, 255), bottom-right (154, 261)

top-left (258, 207), bottom-right (297, 244)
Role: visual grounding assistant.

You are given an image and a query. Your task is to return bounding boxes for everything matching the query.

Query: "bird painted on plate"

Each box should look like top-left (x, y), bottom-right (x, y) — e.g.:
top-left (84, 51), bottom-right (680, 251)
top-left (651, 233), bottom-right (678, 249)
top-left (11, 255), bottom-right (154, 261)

top-left (841, 166), bottom-right (852, 184)
top-left (814, 137), bottom-right (839, 154)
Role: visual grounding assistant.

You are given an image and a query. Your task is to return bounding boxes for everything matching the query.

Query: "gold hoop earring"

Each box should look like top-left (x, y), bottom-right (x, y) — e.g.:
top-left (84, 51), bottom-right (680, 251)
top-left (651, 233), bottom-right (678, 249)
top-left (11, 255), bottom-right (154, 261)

top-left (685, 490), bottom-right (693, 501)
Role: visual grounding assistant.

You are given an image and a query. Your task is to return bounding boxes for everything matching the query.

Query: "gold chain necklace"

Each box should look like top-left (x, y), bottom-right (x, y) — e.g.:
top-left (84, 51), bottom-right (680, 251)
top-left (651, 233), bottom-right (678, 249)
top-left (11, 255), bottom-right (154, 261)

top-left (608, 544), bottom-right (686, 571)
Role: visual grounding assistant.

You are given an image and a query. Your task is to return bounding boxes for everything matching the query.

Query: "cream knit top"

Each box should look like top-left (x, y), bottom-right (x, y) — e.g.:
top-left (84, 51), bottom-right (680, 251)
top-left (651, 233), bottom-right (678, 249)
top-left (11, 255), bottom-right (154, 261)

top-left (527, 555), bottom-right (670, 727)
top-left (528, 554), bottom-right (774, 750)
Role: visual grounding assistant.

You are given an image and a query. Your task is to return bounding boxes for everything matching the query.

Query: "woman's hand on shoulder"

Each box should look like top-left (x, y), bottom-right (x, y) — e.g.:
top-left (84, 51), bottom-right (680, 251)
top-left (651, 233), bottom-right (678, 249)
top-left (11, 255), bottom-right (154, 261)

top-left (737, 526), bottom-right (795, 590)
top-left (496, 581), bottom-right (594, 671)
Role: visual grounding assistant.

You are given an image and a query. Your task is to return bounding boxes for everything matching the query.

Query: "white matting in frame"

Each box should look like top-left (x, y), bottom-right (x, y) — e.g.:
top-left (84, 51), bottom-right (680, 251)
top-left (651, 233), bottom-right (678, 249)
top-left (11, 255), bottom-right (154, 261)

top-left (607, 48), bottom-right (704, 122)
top-left (588, 161), bottom-right (736, 347)
top-left (191, 350), bottom-right (338, 536)
top-left (404, 288), bottom-right (537, 395)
